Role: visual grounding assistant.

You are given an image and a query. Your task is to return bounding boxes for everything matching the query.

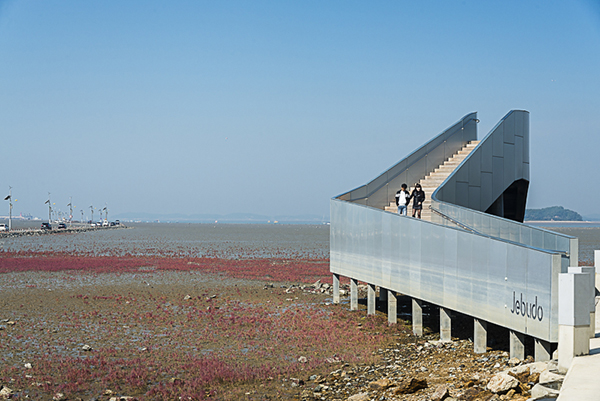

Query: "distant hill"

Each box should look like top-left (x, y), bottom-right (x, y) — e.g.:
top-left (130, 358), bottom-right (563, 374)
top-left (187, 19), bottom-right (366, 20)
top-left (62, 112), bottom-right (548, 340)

top-left (524, 206), bottom-right (583, 221)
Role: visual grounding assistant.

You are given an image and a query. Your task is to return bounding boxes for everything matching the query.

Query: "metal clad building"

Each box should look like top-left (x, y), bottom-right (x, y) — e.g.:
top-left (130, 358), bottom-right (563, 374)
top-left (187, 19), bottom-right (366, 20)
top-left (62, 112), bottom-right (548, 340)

top-left (330, 110), bottom-right (576, 345)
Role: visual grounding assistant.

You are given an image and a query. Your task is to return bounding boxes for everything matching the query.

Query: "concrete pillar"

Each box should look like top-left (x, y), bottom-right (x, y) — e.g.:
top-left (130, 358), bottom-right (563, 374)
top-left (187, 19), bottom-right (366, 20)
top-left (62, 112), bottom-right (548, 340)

top-left (332, 274), bottom-right (340, 304)
top-left (440, 307), bottom-right (452, 342)
top-left (379, 287), bottom-right (388, 302)
top-left (569, 266), bottom-right (596, 338)
top-left (474, 319), bottom-right (487, 354)
top-left (509, 330), bottom-right (525, 360)
top-left (558, 272), bottom-right (591, 373)
top-left (412, 299), bottom-right (423, 336)
top-left (350, 279), bottom-right (358, 311)
top-left (387, 290), bottom-right (397, 325)
top-left (534, 339), bottom-right (552, 362)
top-left (367, 284), bottom-right (376, 315)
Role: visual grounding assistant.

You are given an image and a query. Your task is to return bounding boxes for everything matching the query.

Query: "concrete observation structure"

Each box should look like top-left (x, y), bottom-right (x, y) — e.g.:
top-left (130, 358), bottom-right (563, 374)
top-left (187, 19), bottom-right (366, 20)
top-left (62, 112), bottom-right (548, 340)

top-left (330, 111), bottom-right (594, 363)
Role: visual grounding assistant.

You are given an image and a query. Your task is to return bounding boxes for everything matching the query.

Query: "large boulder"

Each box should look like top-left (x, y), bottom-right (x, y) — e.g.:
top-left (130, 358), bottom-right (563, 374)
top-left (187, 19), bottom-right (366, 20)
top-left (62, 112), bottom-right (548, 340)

top-left (486, 372), bottom-right (519, 393)
top-left (347, 392), bottom-right (370, 401)
top-left (393, 378), bottom-right (427, 394)
top-left (530, 383), bottom-right (560, 399)
top-left (539, 370), bottom-right (564, 384)
top-left (368, 378), bottom-right (392, 390)
top-left (431, 384), bottom-right (449, 401)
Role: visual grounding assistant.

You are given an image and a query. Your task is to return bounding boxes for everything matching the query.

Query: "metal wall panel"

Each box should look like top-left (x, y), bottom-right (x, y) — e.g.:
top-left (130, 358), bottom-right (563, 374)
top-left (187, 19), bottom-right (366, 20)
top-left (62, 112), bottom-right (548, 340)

top-left (504, 113), bottom-right (515, 144)
top-left (493, 125), bottom-right (504, 157)
top-left (503, 143), bottom-right (516, 189)
top-left (330, 199), bottom-right (560, 342)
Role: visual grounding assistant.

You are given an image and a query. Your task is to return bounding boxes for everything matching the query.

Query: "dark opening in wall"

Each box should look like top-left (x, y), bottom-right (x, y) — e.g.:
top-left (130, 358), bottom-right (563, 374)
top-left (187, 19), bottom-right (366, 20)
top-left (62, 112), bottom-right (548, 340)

top-left (485, 179), bottom-right (529, 223)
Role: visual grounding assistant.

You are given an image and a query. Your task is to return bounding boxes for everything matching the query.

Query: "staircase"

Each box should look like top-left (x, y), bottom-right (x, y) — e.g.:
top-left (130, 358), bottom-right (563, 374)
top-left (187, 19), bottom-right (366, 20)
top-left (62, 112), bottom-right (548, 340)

top-left (384, 141), bottom-right (480, 221)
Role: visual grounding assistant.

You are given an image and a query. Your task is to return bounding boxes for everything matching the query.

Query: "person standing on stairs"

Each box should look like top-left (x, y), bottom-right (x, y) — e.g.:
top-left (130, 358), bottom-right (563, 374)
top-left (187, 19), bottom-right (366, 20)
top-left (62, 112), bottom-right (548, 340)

top-left (409, 183), bottom-right (425, 219)
top-left (395, 183), bottom-right (410, 216)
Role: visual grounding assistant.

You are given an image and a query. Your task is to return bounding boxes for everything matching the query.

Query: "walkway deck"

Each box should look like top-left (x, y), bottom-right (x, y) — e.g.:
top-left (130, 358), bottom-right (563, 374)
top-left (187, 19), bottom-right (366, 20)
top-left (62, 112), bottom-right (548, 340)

top-left (557, 295), bottom-right (600, 400)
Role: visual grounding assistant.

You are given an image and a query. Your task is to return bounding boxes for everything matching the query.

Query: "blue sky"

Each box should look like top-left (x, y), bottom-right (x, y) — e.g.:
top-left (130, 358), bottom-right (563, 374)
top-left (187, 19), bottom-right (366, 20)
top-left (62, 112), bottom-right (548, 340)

top-left (1, 1), bottom-right (599, 219)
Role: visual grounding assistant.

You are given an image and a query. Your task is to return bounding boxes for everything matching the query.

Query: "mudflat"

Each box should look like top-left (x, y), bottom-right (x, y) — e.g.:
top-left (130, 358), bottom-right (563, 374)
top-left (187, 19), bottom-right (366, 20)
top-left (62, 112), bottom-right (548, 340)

top-left (1, 258), bottom-right (533, 401)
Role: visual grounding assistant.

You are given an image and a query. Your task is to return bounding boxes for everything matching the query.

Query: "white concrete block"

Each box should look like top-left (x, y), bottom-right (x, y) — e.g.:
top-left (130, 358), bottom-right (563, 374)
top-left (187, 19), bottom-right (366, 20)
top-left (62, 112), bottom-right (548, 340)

top-left (558, 325), bottom-right (590, 373)
top-left (559, 273), bottom-right (591, 326)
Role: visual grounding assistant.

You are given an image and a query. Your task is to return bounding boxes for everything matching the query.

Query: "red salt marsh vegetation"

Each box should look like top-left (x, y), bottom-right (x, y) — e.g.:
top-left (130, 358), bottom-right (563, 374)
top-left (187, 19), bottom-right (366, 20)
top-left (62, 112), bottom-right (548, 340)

top-left (0, 252), bottom-right (407, 400)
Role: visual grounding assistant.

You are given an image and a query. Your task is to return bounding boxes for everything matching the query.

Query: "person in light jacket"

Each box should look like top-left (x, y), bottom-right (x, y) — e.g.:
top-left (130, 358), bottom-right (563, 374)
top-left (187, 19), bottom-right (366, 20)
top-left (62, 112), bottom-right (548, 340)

top-left (395, 183), bottom-right (410, 215)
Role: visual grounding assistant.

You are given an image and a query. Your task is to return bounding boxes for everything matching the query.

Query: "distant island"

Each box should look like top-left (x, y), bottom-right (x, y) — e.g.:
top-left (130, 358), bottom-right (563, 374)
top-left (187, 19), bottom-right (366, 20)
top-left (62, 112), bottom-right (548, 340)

top-left (524, 206), bottom-right (583, 221)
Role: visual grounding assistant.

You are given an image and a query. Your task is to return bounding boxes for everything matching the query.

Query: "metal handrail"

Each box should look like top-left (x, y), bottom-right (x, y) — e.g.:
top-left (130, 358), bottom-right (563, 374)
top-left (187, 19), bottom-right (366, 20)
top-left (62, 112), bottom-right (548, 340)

top-left (335, 113), bottom-right (478, 202)
top-left (429, 206), bottom-right (481, 234)
top-left (429, 205), bottom-right (570, 257)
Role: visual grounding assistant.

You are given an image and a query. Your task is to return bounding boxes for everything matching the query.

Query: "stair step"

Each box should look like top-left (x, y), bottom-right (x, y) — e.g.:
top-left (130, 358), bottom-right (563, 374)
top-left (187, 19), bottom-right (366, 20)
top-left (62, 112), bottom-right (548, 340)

top-left (387, 140), bottom-right (480, 221)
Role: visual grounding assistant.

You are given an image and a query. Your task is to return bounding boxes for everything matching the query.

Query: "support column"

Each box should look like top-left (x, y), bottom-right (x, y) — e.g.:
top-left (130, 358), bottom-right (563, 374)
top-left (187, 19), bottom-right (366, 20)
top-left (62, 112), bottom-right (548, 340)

top-left (412, 299), bottom-right (423, 336)
top-left (440, 308), bottom-right (452, 342)
top-left (332, 274), bottom-right (340, 304)
top-left (387, 290), bottom-right (397, 325)
top-left (474, 319), bottom-right (487, 354)
top-left (569, 266), bottom-right (597, 339)
top-left (558, 271), bottom-right (591, 373)
top-left (509, 331), bottom-right (525, 360)
top-left (379, 287), bottom-right (388, 302)
top-left (367, 284), bottom-right (376, 315)
top-left (534, 339), bottom-right (551, 362)
top-left (350, 279), bottom-right (358, 311)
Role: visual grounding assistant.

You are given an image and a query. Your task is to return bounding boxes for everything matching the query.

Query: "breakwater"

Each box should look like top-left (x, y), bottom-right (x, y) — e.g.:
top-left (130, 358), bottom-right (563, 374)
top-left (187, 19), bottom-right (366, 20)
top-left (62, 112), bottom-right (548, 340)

top-left (0, 224), bottom-right (127, 239)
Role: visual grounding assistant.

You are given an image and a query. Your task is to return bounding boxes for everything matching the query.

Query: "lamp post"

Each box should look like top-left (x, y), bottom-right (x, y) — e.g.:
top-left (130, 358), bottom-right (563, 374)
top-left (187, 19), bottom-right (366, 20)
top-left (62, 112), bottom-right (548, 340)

top-left (4, 187), bottom-right (12, 231)
top-left (45, 193), bottom-right (52, 224)
top-left (67, 197), bottom-right (73, 227)
top-left (103, 204), bottom-right (108, 224)
top-left (90, 205), bottom-right (94, 223)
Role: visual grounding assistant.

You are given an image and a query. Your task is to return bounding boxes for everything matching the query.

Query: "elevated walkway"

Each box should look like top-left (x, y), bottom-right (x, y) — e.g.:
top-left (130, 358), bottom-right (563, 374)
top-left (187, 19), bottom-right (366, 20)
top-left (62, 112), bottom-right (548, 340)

top-left (556, 298), bottom-right (600, 400)
top-left (331, 111), bottom-right (580, 363)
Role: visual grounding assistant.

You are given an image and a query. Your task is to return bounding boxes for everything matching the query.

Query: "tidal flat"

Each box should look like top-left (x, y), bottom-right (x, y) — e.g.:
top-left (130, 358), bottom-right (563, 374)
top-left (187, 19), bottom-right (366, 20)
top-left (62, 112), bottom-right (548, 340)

top-left (1, 223), bottom-right (597, 400)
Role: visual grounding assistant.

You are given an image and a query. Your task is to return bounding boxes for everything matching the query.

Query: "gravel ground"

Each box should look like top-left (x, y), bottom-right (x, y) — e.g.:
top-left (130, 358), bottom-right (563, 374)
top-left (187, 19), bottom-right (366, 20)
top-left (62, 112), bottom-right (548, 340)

top-left (1, 269), bottom-right (542, 400)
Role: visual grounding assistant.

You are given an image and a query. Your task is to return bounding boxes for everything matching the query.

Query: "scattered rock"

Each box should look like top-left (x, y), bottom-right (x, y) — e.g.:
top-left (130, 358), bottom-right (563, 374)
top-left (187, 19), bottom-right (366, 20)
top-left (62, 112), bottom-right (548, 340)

top-left (431, 384), bottom-right (449, 401)
top-left (530, 383), bottom-right (560, 399)
top-left (0, 386), bottom-right (14, 399)
top-left (82, 344), bottom-right (92, 351)
top-left (183, 294), bottom-right (192, 300)
top-left (53, 393), bottom-right (65, 400)
top-left (507, 367), bottom-right (529, 383)
top-left (507, 357), bottom-right (521, 366)
top-left (298, 356), bottom-right (308, 363)
top-left (347, 392), bottom-right (370, 401)
top-left (368, 378), bottom-right (392, 390)
top-left (460, 387), bottom-right (494, 400)
top-left (6, 321), bottom-right (15, 326)
top-left (24, 363), bottom-right (32, 369)
top-left (539, 370), bottom-right (564, 384)
top-left (393, 378), bottom-right (427, 394)
top-left (486, 372), bottom-right (519, 393)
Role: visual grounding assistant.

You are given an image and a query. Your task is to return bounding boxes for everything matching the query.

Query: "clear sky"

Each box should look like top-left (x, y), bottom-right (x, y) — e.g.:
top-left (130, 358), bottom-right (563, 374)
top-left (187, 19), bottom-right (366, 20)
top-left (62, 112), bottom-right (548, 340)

top-left (1, 1), bottom-right (599, 220)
